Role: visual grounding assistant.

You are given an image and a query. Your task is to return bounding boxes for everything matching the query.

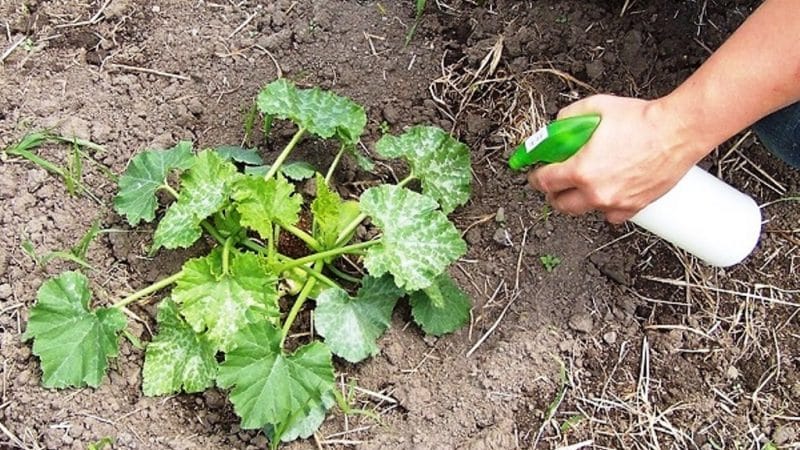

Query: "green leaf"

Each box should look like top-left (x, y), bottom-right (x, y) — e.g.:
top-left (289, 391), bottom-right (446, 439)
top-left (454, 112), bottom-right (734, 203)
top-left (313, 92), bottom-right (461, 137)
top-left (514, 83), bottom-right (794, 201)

top-left (410, 273), bottom-right (471, 336)
top-left (114, 141), bottom-right (195, 226)
top-left (257, 79), bottom-right (367, 145)
top-left (153, 150), bottom-right (239, 250)
top-left (214, 145), bottom-right (264, 165)
top-left (245, 162), bottom-right (316, 181)
top-left (173, 248), bottom-right (280, 352)
top-left (217, 322), bottom-right (335, 430)
top-left (280, 161), bottom-right (316, 181)
top-left (311, 173), bottom-right (361, 249)
top-left (346, 145), bottom-right (375, 172)
top-left (270, 391), bottom-right (335, 443)
top-left (360, 185), bottom-right (466, 291)
top-left (376, 126), bottom-right (471, 214)
top-left (233, 174), bottom-right (303, 240)
top-left (22, 272), bottom-right (127, 388)
top-left (142, 299), bottom-right (217, 396)
top-left (315, 276), bottom-right (405, 363)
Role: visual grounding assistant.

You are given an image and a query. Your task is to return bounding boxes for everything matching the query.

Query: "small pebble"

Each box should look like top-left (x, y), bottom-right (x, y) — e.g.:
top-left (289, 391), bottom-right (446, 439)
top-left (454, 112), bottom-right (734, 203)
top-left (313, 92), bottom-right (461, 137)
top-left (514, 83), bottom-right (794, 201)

top-left (603, 331), bottom-right (617, 345)
top-left (492, 228), bottom-right (512, 247)
top-left (568, 313), bottom-right (593, 334)
top-left (495, 207), bottom-right (505, 223)
top-left (726, 366), bottom-right (740, 380)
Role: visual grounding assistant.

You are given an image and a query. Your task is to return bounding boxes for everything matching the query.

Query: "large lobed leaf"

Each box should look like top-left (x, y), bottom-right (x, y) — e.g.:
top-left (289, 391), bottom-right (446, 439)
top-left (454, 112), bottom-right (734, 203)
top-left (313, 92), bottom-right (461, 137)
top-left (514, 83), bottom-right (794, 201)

top-left (142, 299), bottom-right (217, 396)
top-left (114, 141), bottom-right (195, 226)
top-left (233, 174), bottom-right (303, 241)
top-left (217, 321), bottom-right (335, 431)
top-left (376, 126), bottom-right (471, 214)
top-left (23, 272), bottom-right (127, 388)
top-left (173, 248), bottom-right (280, 352)
top-left (257, 79), bottom-right (366, 145)
top-left (311, 173), bottom-right (361, 250)
top-left (315, 276), bottom-right (405, 363)
top-left (360, 185), bottom-right (466, 291)
top-left (410, 273), bottom-right (471, 336)
top-left (153, 150), bottom-right (240, 250)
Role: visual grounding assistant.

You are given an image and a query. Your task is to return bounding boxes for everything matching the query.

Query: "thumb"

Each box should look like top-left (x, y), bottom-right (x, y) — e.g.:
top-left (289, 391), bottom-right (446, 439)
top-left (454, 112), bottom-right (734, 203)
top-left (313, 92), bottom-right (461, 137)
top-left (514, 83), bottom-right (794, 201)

top-left (556, 94), bottom-right (606, 119)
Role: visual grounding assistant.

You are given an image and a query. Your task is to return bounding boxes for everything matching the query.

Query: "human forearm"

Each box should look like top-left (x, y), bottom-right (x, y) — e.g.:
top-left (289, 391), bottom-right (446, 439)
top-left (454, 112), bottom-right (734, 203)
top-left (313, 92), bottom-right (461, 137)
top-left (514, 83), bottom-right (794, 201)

top-left (657, 0), bottom-right (800, 161)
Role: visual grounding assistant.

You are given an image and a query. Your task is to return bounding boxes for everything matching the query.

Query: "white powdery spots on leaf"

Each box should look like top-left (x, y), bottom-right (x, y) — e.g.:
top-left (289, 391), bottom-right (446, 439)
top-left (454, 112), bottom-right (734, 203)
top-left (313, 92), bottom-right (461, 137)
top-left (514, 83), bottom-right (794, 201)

top-left (376, 126), bottom-right (471, 214)
top-left (173, 249), bottom-right (280, 353)
top-left (143, 300), bottom-right (216, 396)
top-left (360, 186), bottom-right (466, 291)
top-left (152, 150), bottom-right (239, 250)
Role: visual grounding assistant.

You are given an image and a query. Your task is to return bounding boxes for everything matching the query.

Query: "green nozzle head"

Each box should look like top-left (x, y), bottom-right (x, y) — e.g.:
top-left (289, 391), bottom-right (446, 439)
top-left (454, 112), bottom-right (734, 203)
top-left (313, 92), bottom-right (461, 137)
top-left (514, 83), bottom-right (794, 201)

top-left (508, 114), bottom-right (601, 171)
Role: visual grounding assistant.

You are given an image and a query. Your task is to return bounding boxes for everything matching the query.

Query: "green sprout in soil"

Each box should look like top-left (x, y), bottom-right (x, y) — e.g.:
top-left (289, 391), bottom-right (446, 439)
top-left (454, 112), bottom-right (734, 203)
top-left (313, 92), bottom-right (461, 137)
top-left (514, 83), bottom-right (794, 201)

top-left (540, 254), bottom-right (561, 272)
top-left (21, 79), bottom-right (473, 448)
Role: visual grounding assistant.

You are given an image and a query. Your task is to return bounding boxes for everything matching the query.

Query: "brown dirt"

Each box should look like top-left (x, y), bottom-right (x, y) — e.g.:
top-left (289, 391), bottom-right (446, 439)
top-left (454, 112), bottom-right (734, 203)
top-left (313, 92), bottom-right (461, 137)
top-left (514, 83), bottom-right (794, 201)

top-left (1, 1), bottom-right (798, 449)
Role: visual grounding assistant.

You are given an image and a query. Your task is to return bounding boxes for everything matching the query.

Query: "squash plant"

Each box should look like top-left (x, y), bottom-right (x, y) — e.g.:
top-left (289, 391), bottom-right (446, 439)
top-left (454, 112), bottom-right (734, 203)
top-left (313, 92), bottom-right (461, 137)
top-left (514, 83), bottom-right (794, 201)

top-left (22, 79), bottom-right (472, 447)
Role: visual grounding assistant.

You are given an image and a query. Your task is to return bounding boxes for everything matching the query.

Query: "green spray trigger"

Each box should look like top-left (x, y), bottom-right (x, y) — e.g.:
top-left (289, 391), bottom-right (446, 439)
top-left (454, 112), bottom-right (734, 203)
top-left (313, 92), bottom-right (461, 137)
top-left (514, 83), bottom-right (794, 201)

top-left (508, 114), bottom-right (601, 170)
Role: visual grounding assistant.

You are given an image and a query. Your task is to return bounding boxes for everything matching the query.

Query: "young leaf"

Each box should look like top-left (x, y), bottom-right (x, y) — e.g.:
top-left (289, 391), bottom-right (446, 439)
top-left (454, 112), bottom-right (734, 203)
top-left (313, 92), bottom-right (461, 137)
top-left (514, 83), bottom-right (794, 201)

top-left (410, 273), bottom-right (471, 336)
top-left (280, 161), bottom-right (316, 181)
top-left (217, 321), bottom-right (335, 430)
top-left (22, 272), bottom-right (127, 388)
top-left (346, 145), bottom-right (375, 172)
top-left (244, 162), bottom-right (316, 181)
top-left (269, 391), bottom-right (336, 443)
top-left (360, 185), bottom-right (467, 291)
top-left (142, 299), bottom-right (217, 396)
top-left (257, 79), bottom-right (367, 145)
top-left (376, 126), bottom-right (471, 214)
top-left (311, 173), bottom-right (361, 249)
top-left (214, 145), bottom-right (264, 166)
top-left (314, 276), bottom-right (405, 363)
top-left (233, 174), bottom-right (303, 240)
top-left (173, 248), bottom-right (280, 352)
top-left (114, 141), bottom-right (195, 226)
top-left (153, 150), bottom-right (240, 250)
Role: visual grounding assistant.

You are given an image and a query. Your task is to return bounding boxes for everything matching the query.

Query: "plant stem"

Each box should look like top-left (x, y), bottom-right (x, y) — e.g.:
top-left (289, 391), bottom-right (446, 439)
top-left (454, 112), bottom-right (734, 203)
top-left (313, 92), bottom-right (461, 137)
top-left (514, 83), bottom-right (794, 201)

top-left (334, 212), bottom-right (367, 247)
top-left (397, 173), bottom-right (415, 188)
top-left (327, 265), bottom-right (362, 284)
top-left (161, 184), bottom-right (180, 199)
top-left (281, 260), bottom-right (324, 348)
top-left (277, 240), bottom-right (378, 273)
top-left (332, 172), bottom-right (417, 247)
top-left (237, 238), bottom-right (339, 288)
top-left (112, 271), bottom-right (184, 309)
top-left (282, 223), bottom-right (321, 251)
top-left (325, 144), bottom-right (346, 184)
top-left (201, 220), bottom-right (226, 245)
top-left (222, 237), bottom-right (234, 275)
top-left (264, 127), bottom-right (306, 180)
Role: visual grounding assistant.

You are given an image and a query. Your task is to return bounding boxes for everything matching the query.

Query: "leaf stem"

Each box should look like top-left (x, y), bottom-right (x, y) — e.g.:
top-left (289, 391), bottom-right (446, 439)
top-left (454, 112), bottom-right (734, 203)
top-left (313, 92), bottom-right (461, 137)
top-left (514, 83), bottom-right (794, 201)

top-left (397, 172), bottom-right (415, 188)
top-left (281, 260), bottom-right (324, 348)
top-left (222, 237), bottom-right (234, 276)
top-left (325, 144), bottom-right (346, 184)
top-left (326, 265), bottom-right (362, 284)
top-left (276, 240), bottom-right (378, 273)
top-left (161, 183), bottom-right (180, 199)
top-left (201, 220), bottom-right (226, 245)
top-left (112, 271), bottom-right (183, 309)
top-left (334, 212), bottom-right (367, 247)
top-left (242, 238), bottom-right (340, 289)
top-left (282, 223), bottom-right (321, 251)
top-left (264, 127), bottom-right (306, 179)
top-left (331, 172), bottom-right (416, 247)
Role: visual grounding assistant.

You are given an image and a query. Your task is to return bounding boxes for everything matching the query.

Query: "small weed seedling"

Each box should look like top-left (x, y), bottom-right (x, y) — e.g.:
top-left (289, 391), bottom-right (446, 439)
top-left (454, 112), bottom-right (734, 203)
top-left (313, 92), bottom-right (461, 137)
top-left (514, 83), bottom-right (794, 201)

top-left (21, 79), bottom-right (473, 448)
top-left (540, 254), bottom-right (561, 272)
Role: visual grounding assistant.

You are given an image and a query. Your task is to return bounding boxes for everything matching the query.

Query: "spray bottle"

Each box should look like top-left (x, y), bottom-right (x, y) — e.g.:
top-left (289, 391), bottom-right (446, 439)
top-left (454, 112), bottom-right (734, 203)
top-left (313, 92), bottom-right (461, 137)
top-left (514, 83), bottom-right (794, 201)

top-left (508, 114), bottom-right (762, 267)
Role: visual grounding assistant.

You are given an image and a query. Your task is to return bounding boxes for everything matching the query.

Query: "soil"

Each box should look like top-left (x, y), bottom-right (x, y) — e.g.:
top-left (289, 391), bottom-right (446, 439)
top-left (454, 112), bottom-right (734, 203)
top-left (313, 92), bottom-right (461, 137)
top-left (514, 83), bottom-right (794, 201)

top-left (1, 1), bottom-right (798, 449)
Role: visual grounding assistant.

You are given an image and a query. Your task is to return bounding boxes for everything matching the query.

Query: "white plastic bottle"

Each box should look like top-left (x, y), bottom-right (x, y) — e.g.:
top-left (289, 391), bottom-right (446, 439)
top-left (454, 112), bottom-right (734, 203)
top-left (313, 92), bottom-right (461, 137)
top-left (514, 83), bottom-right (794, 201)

top-left (630, 166), bottom-right (762, 267)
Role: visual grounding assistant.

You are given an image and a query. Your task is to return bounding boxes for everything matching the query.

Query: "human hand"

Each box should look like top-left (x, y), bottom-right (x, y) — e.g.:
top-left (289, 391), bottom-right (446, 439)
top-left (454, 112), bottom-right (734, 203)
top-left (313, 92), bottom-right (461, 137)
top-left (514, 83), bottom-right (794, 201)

top-left (527, 94), bottom-right (710, 223)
